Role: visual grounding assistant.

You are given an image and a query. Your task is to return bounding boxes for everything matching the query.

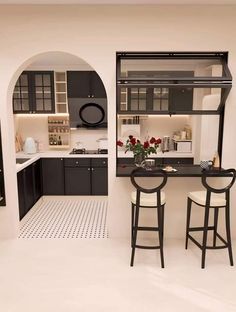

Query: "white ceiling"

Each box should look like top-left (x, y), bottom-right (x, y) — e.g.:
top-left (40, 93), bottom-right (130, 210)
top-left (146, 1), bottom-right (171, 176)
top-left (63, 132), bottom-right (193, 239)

top-left (0, 0), bottom-right (236, 4)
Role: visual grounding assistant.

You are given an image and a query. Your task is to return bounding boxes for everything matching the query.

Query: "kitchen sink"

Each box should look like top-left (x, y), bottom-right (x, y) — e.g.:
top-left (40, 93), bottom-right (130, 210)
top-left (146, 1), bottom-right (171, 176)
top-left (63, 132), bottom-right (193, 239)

top-left (16, 158), bottom-right (30, 164)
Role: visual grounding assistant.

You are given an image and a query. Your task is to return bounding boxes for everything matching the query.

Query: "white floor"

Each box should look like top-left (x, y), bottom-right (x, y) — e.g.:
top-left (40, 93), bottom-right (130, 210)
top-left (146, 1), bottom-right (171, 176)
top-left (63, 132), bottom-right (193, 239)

top-left (0, 238), bottom-right (236, 311)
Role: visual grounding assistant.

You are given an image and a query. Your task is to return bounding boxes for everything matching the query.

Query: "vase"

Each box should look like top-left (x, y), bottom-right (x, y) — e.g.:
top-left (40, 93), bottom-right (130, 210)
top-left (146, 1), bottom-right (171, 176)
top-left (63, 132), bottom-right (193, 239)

top-left (134, 153), bottom-right (146, 167)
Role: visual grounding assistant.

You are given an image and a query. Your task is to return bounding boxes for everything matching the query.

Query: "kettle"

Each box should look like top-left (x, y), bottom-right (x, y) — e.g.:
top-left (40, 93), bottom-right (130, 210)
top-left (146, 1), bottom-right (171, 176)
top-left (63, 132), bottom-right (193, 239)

top-left (23, 137), bottom-right (37, 154)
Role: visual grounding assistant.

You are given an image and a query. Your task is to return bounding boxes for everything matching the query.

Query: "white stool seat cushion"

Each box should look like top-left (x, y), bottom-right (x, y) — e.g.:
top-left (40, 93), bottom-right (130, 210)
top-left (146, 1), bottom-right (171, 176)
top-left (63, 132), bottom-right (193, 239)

top-left (131, 191), bottom-right (166, 206)
top-left (188, 191), bottom-right (226, 207)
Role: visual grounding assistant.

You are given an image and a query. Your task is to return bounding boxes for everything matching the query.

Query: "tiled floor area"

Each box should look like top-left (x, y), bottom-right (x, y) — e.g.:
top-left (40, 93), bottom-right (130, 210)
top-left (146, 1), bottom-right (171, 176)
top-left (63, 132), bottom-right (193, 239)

top-left (0, 238), bottom-right (236, 311)
top-left (19, 197), bottom-right (108, 239)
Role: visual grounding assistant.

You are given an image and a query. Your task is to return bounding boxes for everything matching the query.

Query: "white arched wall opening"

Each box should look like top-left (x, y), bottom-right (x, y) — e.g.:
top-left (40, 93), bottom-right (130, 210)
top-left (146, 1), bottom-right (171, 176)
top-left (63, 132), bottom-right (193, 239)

top-left (0, 50), bottom-right (110, 239)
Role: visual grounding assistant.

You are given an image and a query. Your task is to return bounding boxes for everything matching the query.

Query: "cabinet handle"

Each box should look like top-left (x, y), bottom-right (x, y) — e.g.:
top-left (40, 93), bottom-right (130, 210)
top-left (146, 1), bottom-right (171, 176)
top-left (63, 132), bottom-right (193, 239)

top-left (61, 158), bottom-right (63, 161)
top-left (88, 168), bottom-right (90, 171)
top-left (75, 161), bottom-right (79, 164)
top-left (103, 161), bottom-right (106, 164)
top-left (88, 95), bottom-right (90, 98)
top-left (91, 168), bottom-right (94, 171)
top-left (91, 95), bottom-right (94, 98)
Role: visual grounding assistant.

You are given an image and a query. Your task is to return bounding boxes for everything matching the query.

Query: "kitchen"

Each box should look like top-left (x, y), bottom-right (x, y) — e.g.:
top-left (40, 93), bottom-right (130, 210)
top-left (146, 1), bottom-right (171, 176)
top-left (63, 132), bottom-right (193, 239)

top-left (12, 52), bottom-right (109, 237)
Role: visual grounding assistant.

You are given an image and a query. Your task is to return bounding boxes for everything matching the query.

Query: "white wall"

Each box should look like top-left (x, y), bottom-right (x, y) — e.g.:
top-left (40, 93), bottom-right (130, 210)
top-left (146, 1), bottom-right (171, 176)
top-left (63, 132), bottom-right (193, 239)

top-left (0, 5), bottom-right (236, 239)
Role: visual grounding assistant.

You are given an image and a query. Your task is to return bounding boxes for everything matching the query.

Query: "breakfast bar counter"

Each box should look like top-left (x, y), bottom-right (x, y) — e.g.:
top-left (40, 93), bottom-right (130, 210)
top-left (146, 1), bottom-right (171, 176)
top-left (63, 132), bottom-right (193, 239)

top-left (116, 164), bottom-right (227, 177)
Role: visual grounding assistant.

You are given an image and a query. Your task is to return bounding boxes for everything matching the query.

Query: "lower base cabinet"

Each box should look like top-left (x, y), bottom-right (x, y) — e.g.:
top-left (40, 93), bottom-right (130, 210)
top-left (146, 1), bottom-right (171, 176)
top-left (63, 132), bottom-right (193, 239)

top-left (41, 158), bottom-right (64, 195)
top-left (17, 159), bottom-right (42, 220)
top-left (64, 158), bottom-right (108, 195)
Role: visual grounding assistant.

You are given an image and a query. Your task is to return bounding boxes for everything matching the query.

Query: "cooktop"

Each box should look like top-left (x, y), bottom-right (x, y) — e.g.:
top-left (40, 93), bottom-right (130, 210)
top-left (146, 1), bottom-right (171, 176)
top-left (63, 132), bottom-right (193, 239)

top-left (70, 148), bottom-right (108, 155)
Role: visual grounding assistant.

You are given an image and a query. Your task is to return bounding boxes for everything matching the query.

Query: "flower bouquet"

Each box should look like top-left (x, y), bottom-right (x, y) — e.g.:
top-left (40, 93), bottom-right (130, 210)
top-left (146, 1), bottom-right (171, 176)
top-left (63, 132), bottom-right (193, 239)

top-left (117, 135), bottom-right (162, 166)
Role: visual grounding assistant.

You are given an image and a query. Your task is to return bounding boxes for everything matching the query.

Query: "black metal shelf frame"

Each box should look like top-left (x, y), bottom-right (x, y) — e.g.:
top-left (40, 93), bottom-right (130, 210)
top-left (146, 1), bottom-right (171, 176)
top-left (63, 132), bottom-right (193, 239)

top-left (116, 51), bottom-right (233, 168)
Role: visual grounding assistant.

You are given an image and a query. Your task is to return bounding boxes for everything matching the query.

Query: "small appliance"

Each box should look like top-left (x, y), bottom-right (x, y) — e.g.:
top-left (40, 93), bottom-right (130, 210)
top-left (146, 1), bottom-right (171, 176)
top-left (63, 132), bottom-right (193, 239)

top-left (70, 148), bottom-right (108, 155)
top-left (23, 137), bottom-right (37, 154)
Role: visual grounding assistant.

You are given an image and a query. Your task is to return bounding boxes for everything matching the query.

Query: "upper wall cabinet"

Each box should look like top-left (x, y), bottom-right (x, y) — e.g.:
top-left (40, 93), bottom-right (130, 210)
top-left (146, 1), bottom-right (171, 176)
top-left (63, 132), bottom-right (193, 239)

top-left (67, 71), bottom-right (106, 98)
top-left (116, 52), bottom-right (232, 115)
top-left (13, 71), bottom-right (55, 114)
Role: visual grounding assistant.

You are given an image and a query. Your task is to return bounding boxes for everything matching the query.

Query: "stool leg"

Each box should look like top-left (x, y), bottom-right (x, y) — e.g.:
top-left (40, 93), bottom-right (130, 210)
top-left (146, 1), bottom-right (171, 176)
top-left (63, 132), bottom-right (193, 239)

top-left (161, 204), bottom-right (165, 240)
top-left (185, 197), bottom-right (192, 250)
top-left (213, 208), bottom-right (219, 247)
top-left (130, 204), bottom-right (140, 267)
top-left (225, 203), bottom-right (234, 266)
top-left (131, 203), bottom-right (135, 247)
top-left (157, 205), bottom-right (164, 268)
top-left (201, 205), bottom-right (210, 269)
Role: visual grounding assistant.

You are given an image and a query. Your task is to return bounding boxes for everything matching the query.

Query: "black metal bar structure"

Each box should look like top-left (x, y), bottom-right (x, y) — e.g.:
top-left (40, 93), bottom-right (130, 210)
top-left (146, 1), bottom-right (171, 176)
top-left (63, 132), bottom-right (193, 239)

top-left (116, 51), bottom-right (233, 171)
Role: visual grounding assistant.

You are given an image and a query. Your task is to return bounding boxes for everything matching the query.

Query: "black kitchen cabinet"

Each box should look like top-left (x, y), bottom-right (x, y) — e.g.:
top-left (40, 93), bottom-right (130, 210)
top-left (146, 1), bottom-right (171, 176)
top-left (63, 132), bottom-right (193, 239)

top-left (64, 158), bottom-right (108, 195)
top-left (64, 158), bottom-right (90, 195)
top-left (91, 158), bottom-right (108, 195)
top-left (32, 160), bottom-right (42, 202)
top-left (67, 71), bottom-right (106, 98)
top-left (41, 158), bottom-right (64, 195)
top-left (23, 165), bottom-right (35, 214)
top-left (120, 71), bottom-right (194, 113)
top-left (17, 159), bottom-right (42, 220)
top-left (13, 71), bottom-right (55, 114)
top-left (17, 170), bottom-right (25, 220)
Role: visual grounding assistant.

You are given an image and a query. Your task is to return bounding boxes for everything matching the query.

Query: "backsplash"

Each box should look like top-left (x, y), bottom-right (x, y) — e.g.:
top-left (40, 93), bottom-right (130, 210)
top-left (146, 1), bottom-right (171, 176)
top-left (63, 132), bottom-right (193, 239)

top-left (14, 115), bottom-right (107, 152)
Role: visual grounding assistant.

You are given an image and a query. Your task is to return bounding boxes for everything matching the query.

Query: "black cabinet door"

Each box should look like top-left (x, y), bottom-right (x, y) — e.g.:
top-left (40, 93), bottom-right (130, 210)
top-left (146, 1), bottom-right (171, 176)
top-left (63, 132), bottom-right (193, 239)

top-left (67, 71), bottom-right (106, 98)
top-left (65, 167), bottom-right (91, 195)
top-left (32, 160), bottom-right (42, 202)
top-left (67, 71), bottom-right (91, 98)
top-left (41, 158), bottom-right (64, 195)
top-left (91, 167), bottom-right (108, 195)
top-left (13, 71), bottom-right (55, 114)
top-left (169, 87), bottom-right (193, 112)
top-left (23, 166), bottom-right (35, 214)
top-left (90, 71), bottom-right (106, 98)
top-left (17, 171), bottom-right (26, 220)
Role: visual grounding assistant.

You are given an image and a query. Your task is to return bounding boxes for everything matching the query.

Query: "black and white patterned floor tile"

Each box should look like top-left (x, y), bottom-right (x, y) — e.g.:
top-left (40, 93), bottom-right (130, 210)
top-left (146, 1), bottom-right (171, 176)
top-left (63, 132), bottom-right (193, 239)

top-left (19, 199), bottom-right (108, 239)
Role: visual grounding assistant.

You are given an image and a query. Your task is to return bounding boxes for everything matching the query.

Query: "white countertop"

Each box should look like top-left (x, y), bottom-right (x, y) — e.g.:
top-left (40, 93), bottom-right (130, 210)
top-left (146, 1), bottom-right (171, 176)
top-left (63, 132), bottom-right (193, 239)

top-left (16, 151), bottom-right (108, 173)
top-left (117, 151), bottom-right (194, 158)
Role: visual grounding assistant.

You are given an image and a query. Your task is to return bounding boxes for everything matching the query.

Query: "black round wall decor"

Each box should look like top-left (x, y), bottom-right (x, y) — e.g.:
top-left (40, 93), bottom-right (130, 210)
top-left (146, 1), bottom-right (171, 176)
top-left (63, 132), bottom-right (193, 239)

top-left (79, 103), bottom-right (105, 126)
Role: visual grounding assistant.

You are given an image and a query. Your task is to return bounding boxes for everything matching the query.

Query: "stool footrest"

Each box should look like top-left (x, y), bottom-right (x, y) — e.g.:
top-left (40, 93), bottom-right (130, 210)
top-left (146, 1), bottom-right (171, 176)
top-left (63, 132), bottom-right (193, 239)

top-left (188, 234), bottom-right (228, 250)
top-left (189, 226), bottom-right (214, 232)
top-left (133, 226), bottom-right (159, 232)
top-left (135, 244), bottom-right (160, 250)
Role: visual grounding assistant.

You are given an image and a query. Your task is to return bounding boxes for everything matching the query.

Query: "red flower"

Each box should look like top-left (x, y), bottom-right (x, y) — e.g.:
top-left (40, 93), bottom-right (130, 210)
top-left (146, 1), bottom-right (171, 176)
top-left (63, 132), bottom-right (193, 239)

top-left (129, 135), bottom-right (133, 140)
top-left (155, 138), bottom-right (161, 144)
top-left (143, 141), bottom-right (149, 149)
top-left (130, 138), bottom-right (136, 145)
top-left (117, 140), bottom-right (123, 147)
top-left (150, 137), bottom-right (156, 144)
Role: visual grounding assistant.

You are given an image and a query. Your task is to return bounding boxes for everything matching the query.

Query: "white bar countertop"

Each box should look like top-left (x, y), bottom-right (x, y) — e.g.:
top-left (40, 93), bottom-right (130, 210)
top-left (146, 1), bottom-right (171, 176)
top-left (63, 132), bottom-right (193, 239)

top-left (117, 151), bottom-right (194, 158)
top-left (16, 151), bottom-right (108, 173)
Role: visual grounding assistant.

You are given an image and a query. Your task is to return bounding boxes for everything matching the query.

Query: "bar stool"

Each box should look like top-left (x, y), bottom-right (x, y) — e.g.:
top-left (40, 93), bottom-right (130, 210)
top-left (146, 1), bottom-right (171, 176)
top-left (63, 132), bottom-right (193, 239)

top-left (185, 168), bottom-right (236, 268)
top-left (130, 167), bottom-right (167, 267)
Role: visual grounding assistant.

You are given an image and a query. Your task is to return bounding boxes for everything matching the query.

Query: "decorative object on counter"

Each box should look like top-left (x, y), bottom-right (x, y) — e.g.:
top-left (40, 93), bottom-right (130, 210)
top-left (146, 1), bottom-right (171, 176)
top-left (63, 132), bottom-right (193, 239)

top-left (162, 136), bottom-right (170, 152)
top-left (213, 151), bottom-right (220, 168)
top-left (15, 133), bottom-right (23, 152)
top-left (48, 116), bottom-right (70, 149)
top-left (117, 135), bottom-right (161, 167)
top-left (200, 160), bottom-right (213, 170)
top-left (97, 137), bottom-right (108, 150)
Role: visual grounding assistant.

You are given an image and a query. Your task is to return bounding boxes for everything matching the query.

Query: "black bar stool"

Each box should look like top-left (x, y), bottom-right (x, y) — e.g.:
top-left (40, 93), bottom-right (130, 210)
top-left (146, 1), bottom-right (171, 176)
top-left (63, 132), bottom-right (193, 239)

top-left (130, 167), bottom-right (168, 267)
top-left (185, 168), bottom-right (236, 268)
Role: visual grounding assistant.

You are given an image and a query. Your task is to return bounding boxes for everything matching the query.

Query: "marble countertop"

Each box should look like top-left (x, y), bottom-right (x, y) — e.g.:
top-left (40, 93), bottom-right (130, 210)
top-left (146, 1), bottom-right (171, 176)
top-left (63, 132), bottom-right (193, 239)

top-left (16, 151), bottom-right (108, 172)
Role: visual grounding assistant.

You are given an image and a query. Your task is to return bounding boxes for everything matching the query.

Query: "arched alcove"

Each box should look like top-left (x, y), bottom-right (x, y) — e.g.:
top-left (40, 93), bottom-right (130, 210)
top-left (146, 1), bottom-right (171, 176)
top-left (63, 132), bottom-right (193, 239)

top-left (2, 50), bottom-right (108, 238)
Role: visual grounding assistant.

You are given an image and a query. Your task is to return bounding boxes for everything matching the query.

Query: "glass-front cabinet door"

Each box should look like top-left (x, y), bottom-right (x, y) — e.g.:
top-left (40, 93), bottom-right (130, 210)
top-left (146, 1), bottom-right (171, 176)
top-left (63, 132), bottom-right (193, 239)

top-left (13, 71), bottom-right (55, 114)
top-left (34, 72), bottom-right (54, 113)
top-left (13, 73), bottom-right (30, 113)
